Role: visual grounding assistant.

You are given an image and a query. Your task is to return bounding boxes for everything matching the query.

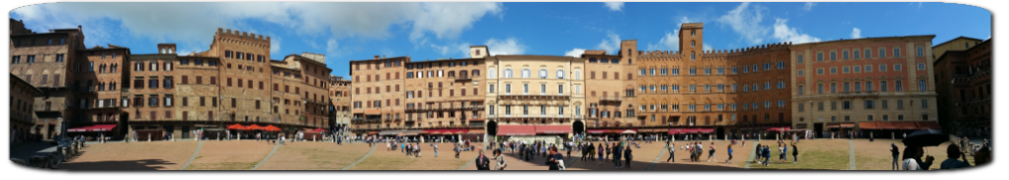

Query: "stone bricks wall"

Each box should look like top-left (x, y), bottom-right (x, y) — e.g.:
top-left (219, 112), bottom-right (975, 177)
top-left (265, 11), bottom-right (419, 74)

top-left (403, 58), bottom-right (485, 129)
top-left (349, 56), bottom-right (407, 131)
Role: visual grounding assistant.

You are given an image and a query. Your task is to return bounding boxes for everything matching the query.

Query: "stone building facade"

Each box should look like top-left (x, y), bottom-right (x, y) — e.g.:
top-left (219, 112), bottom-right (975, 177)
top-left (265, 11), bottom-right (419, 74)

top-left (933, 38), bottom-right (990, 137)
top-left (790, 35), bottom-right (939, 138)
top-left (631, 23), bottom-right (792, 139)
top-left (9, 20), bottom-right (86, 140)
top-left (485, 54), bottom-right (585, 138)
top-left (328, 75), bottom-right (352, 134)
top-left (10, 74), bottom-right (42, 138)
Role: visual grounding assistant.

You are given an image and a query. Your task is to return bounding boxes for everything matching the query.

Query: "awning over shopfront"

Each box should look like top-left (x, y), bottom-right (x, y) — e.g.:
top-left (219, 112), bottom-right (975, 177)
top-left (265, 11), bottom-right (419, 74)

top-left (245, 124), bottom-right (264, 131)
top-left (915, 122), bottom-right (941, 130)
top-left (467, 129), bottom-right (485, 134)
top-left (766, 127), bottom-right (791, 132)
top-left (226, 124), bottom-right (245, 130)
top-left (67, 124), bottom-right (117, 132)
top-left (367, 131), bottom-right (379, 135)
top-left (859, 122), bottom-right (880, 130)
top-left (263, 125), bottom-right (281, 132)
top-left (535, 125), bottom-right (572, 134)
top-left (668, 128), bottom-right (713, 134)
top-left (379, 130), bottom-right (405, 136)
top-left (587, 129), bottom-right (634, 134)
top-left (422, 129), bottom-right (469, 135)
top-left (497, 125), bottom-right (536, 136)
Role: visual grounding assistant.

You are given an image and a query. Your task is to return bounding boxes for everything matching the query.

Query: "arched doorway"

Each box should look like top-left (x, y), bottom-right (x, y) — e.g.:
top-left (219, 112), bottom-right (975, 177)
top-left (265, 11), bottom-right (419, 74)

top-left (486, 120), bottom-right (498, 137)
top-left (572, 120), bottom-right (585, 136)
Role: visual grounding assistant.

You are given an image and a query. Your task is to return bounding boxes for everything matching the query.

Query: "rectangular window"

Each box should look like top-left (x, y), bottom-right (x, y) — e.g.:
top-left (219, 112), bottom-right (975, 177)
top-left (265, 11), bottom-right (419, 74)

top-left (919, 80), bottom-right (927, 91)
top-left (921, 99), bottom-right (928, 109)
top-left (830, 51), bottom-right (836, 60)
top-left (880, 64), bottom-right (887, 71)
top-left (842, 50), bottom-right (848, 60)
top-left (896, 81), bottom-right (903, 92)
top-left (853, 50), bottom-right (860, 59)
top-left (817, 53), bottom-right (823, 62)
top-left (865, 100), bottom-right (874, 109)
top-left (893, 48), bottom-right (901, 58)
top-left (879, 48), bottom-right (886, 58)
top-left (918, 63), bottom-right (926, 70)
top-left (865, 65), bottom-right (872, 72)
top-left (797, 54), bottom-right (804, 63)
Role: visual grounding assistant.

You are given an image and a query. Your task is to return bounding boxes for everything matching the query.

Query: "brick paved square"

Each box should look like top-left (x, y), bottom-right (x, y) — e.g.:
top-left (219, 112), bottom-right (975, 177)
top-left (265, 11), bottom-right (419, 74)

top-left (256, 142), bottom-right (373, 170)
top-left (184, 141), bottom-right (275, 170)
top-left (61, 141), bottom-right (198, 170)
top-left (351, 142), bottom-right (481, 170)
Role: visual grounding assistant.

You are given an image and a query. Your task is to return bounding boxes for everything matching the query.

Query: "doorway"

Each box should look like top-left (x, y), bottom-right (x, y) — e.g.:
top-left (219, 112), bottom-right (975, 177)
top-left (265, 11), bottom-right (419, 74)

top-left (814, 123), bottom-right (824, 138)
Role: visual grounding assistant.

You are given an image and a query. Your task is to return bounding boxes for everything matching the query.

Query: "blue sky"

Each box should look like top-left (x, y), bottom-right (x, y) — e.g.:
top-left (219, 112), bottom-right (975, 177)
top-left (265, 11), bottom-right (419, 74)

top-left (10, 2), bottom-right (991, 78)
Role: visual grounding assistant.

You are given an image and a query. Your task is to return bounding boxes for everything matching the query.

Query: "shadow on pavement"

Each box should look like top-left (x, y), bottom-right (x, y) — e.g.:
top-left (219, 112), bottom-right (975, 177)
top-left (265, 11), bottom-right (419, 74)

top-left (59, 159), bottom-right (177, 171)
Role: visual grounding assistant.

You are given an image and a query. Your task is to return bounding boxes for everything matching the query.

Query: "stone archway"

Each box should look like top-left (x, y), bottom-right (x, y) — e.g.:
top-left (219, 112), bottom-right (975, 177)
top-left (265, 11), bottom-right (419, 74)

top-left (487, 120), bottom-right (498, 136)
top-left (572, 120), bottom-right (585, 135)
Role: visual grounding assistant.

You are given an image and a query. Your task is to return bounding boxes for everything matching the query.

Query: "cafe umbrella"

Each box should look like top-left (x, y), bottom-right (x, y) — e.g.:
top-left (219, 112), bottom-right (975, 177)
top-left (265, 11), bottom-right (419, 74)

top-left (902, 129), bottom-right (949, 156)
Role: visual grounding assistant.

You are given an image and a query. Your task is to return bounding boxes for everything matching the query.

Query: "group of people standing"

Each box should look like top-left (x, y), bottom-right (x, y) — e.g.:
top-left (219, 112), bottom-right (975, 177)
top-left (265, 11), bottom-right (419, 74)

top-left (752, 140), bottom-right (798, 166)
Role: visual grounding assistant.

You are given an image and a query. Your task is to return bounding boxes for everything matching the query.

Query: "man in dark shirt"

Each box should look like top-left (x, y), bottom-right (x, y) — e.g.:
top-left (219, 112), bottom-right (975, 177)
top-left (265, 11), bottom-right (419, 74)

top-left (612, 143), bottom-right (623, 168)
top-left (891, 143), bottom-right (900, 170)
top-left (475, 149), bottom-right (490, 170)
top-left (547, 147), bottom-right (564, 170)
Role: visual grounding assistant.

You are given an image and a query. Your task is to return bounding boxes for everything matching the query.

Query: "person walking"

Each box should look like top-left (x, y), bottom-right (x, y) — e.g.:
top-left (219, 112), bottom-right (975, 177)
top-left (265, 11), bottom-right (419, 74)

top-left (666, 143), bottom-right (676, 163)
top-left (778, 144), bottom-right (786, 163)
top-left (782, 143), bottom-right (789, 162)
top-left (624, 145), bottom-right (633, 169)
top-left (725, 144), bottom-right (733, 163)
top-left (494, 149), bottom-right (507, 170)
top-left (546, 147), bottom-right (564, 170)
top-left (891, 143), bottom-right (900, 170)
top-left (433, 143), bottom-right (439, 157)
top-left (791, 142), bottom-right (798, 163)
top-left (762, 145), bottom-right (771, 166)
top-left (707, 142), bottom-right (716, 162)
top-left (588, 143), bottom-right (596, 161)
top-left (454, 144), bottom-right (461, 159)
top-left (612, 143), bottom-right (622, 168)
top-left (475, 149), bottom-right (491, 170)
top-left (754, 143), bottom-right (762, 163)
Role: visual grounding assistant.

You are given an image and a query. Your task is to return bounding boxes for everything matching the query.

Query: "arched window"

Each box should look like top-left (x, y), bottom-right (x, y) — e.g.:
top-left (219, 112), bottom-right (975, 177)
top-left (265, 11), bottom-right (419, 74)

top-left (556, 69), bottom-right (565, 79)
top-left (539, 69), bottom-right (548, 79)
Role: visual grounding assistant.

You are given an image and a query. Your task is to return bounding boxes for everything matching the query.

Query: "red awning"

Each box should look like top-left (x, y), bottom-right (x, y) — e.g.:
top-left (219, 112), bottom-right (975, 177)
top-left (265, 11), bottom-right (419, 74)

top-left (226, 124), bottom-right (246, 130)
top-left (497, 125), bottom-right (537, 136)
top-left (422, 129), bottom-right (469, 135)
top-left (67, 124), bottom-right (118, 132)
top-left (859, 122), bottom-right (880, 130)
top-left (263, 125), bottom-right (281, 132)
top-left (587, 129), bottom-right (608, 134)
top-left (668, 128), bottom-right (685, 135)
top-left (915, 122), bottom-right (941, 130)
top-left (535, 125), bottom-right (572, 134)
top-left (766, 127), bottom-right (791, 132)
top-left (695, 128), bottom-right (714, 134)
top-left (245, 124), bottom-right (264, 131)
top-left (587, 129), bottom-right (634, 134)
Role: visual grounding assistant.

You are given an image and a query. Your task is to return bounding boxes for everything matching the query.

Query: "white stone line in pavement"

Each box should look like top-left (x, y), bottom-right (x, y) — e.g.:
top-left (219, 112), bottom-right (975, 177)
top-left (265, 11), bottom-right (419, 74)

top-left (458, 153), bottom-right (478, 170)
top-left (250, 141), bottom-right (282, 170)
top-left (179, 140), bottom-right (205, 170)
top-left (849, 139), bottom-right (857, 170)
top-left (341, 143), bottom-right (379, 170)
top-left (743, 140), bottom-right (758, 169)
top-left (645, 146), bottom-right (667, 170)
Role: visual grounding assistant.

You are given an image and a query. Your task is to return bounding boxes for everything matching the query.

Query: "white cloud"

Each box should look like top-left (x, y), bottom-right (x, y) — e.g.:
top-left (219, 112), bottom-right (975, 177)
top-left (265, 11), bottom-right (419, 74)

top-left (271, 36), bottom-right (282, 54)
top-left (597, 33), bottom-right (622, 54)
top-left (771, 19), bottom-right (821, 44)
top-left (646, 16), bottom-right (694, 51)
top-left (803, 2), bottom-right (816, 11)
top-left (604, 2), bottom-right (624, 11)
top-left (485, 38), bottom-right (526, 56)
top-left (564, 48), bottom-right (586, 57)
top-left (326, 38), bottom-right (340, 58)
top-left (851, 28), bottom-right (862, 39)
top-left (717, 2), bottom-right (769, 45)
top-left (703, 44), bottom-right (713, 51)
top-left (647, 32), bottom-right (679, 51)
top-left (10, 2), bottom-right (502, 49)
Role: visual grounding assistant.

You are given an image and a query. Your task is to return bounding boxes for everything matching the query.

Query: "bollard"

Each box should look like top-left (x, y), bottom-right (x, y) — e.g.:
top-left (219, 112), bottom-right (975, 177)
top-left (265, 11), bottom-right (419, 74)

top-left (891, 132), bottom-right (895, 140)
top-left (148, 134), bottom-right (152, 142)
top-left (313, 136), bottom-right (316, 142)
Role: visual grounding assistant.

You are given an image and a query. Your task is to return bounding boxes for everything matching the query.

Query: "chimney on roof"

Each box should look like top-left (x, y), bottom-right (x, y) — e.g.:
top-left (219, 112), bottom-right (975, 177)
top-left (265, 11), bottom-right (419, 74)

top-left (374, 55), bottom-right (380, 59)
top-left (382, 55), bottom-right (385, 58)
top-left (77, 25), bottom-right (81, 32)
